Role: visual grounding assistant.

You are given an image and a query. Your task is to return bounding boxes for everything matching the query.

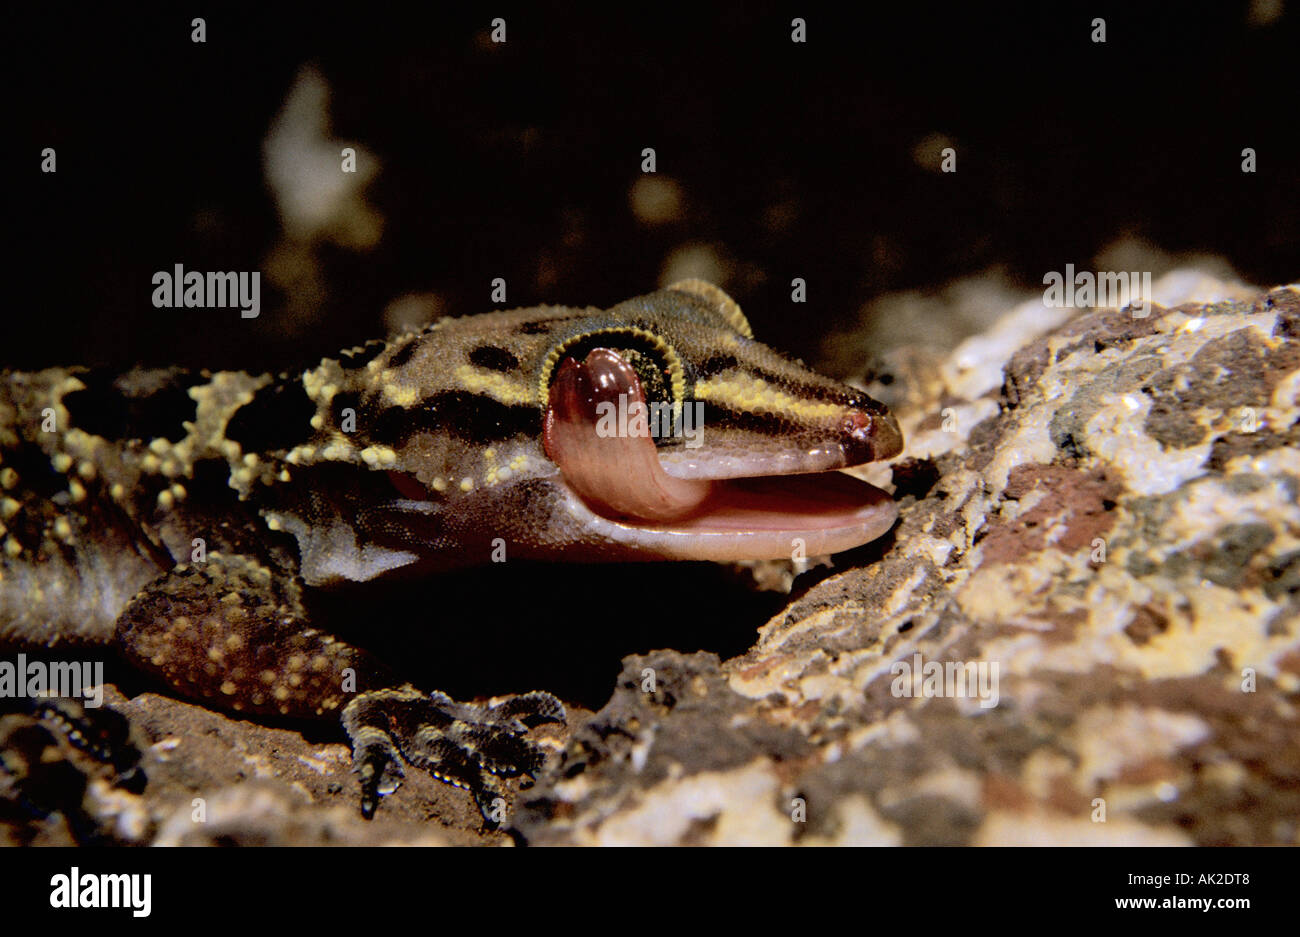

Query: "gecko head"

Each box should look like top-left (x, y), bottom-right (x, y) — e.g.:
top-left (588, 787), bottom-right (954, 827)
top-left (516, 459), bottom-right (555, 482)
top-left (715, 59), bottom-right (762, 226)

top-left (349, 281), bottom-right (902, 568)
top-left (523, 280), bottom-right (903, 562)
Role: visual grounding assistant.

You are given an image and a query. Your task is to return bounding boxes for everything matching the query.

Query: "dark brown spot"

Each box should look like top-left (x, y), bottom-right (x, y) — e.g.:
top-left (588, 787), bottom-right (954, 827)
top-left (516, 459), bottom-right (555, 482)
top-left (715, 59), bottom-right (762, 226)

top-left (386, 341), bottom-right (420, 370)
top-left (368, 406), bottom-right (411, 443)
top-left (62, 369), bottom-right (198, 443)
top-left (424, 392), bottom-right (539, 442)
top-left (331, 391), bottom-right (362, 426)
top-left (698, 354), bottom-right (739, 377)
top-left (468, 345), bottom-right (520, 373)
top-left (225, 380), bottom-right (317, 453)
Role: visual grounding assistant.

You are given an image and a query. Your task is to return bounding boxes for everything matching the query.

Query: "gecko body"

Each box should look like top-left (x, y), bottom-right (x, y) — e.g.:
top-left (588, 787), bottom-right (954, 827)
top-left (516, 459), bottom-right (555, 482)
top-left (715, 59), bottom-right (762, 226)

top-left (0, 281), bottom-right (902, 826)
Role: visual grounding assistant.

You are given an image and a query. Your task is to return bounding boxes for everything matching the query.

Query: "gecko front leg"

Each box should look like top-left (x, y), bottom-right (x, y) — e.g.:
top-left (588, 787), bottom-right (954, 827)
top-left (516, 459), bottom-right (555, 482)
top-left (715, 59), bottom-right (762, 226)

top-left (112, 551), bottom-right (564, 825)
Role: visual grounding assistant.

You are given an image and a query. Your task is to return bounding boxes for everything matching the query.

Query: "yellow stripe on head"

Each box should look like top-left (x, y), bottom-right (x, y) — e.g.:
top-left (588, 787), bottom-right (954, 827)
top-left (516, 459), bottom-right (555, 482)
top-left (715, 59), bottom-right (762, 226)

top-left (694, 372), bottom-right (844, 423)
top-left (453, 365), bottom-right (536, 407)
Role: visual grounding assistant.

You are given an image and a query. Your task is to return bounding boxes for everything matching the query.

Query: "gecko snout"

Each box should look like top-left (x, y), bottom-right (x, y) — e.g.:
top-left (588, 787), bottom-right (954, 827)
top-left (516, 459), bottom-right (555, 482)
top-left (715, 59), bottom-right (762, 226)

top-left (841, 407), bottom-right (904, 464)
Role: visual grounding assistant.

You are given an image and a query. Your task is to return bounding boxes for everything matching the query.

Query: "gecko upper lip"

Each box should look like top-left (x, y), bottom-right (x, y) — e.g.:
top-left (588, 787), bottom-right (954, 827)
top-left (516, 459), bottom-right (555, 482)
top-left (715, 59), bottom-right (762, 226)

top-left (542, 347), bottom-right (899, 556)
top-left (655, 405), bottom-right (904, 481)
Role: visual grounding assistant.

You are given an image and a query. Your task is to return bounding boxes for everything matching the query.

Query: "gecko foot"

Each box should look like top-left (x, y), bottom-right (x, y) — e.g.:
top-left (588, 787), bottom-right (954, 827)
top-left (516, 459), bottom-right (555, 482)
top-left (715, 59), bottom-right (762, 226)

top-left (1, 698), bottom-right (146, 843)
top-left (341, 686), bottom-right (565, 826)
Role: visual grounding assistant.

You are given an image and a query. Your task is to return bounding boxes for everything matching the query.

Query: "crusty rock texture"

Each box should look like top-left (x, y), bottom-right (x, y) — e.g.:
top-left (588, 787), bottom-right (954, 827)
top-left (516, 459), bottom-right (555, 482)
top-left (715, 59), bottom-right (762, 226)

top-left (7, 279), bottom-right (1297, 846)
top-left (516, 282), bottom-right (1300, 845)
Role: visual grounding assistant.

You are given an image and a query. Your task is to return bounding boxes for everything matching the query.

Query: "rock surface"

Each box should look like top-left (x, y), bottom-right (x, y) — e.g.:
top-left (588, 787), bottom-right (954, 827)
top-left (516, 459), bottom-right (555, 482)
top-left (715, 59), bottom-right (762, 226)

top-left (7, 279), bottom-right (1297, 846)
top-left (516, 280), bottom-right (1300, 845)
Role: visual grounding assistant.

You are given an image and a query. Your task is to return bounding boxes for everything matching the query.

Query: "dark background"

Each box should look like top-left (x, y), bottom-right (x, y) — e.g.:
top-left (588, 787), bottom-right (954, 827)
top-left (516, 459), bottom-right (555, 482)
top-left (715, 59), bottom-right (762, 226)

top-left (12, 1), bottom-right (1297, 375)
top-left (9, 2), bottom-right (1298, 703)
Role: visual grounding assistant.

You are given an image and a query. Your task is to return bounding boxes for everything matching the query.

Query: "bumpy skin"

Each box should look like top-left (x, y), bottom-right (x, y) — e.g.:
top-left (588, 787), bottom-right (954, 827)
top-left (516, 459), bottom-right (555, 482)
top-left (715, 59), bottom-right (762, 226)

top-left (0, 281), bottom-right (900, 827)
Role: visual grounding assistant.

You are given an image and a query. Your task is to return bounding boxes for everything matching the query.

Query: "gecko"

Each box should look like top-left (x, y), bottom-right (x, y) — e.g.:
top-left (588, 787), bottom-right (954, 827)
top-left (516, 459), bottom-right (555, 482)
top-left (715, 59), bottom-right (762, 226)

top-left (0, 280), bottom-right (902, 830)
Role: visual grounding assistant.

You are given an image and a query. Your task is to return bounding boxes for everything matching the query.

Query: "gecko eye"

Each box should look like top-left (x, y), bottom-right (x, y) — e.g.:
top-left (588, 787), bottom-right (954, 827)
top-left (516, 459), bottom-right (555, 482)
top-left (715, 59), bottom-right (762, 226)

top-left (540, 327), bottom-right (685, 414)
top-left (557, 337), bottom-right (669, 403)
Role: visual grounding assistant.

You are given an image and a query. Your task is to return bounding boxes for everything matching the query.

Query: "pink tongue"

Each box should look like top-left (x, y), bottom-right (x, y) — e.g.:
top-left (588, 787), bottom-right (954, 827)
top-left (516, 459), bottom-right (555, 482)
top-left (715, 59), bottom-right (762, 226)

top-left (543, 348), bottom-right (713, 521)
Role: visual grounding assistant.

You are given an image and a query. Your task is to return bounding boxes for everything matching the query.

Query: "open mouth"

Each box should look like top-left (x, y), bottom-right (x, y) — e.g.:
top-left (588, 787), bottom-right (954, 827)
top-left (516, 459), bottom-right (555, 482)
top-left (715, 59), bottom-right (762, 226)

top-left (542, 348), bottom-right (901, 560)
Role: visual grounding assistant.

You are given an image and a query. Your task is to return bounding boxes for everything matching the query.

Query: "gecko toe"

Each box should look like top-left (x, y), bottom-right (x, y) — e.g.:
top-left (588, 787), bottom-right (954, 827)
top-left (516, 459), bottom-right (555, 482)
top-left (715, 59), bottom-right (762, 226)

top-left (491, 690), bottom-right (567, 727)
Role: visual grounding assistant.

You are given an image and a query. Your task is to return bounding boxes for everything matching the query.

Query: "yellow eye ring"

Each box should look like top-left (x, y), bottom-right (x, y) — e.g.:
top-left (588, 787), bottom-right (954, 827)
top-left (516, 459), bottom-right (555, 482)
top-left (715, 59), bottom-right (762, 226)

top-left (537, 326), bottom-right (686, 413)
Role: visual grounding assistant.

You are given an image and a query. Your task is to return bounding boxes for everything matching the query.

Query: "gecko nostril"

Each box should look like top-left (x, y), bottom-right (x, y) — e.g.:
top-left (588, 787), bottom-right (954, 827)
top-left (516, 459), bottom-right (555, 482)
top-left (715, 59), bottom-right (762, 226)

top-left (841, 408), bottom-right (904, 464)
